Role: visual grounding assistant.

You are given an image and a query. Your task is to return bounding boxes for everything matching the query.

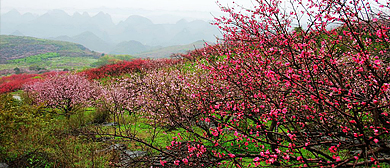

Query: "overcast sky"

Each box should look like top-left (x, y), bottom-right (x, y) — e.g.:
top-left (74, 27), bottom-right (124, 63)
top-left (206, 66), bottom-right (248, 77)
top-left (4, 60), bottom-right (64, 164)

top-left (2, 0), bottom-right (233, 11)
top-left (1, 0), bottom-right (254, 23)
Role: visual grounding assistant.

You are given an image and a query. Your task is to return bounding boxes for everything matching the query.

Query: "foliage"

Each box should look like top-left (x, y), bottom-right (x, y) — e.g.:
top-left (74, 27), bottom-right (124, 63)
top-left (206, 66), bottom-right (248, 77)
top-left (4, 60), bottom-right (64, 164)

top-left (113, 54), bottom-right (134, 61)
top-left (90, 54), bottom-right (134, 67)
top-left (0, 93), bottom-right (53, 166)
top-left (0, 93), bottom-right (110, 167)
top-left (90, 55), bottom-right (120, 68)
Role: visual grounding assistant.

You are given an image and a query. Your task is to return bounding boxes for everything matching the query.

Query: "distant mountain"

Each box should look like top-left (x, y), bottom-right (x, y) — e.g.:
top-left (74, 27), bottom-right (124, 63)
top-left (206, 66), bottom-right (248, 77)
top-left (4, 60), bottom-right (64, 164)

top-left (52, 32), bottom-right (113, 52)
top-left (0, 35), bottom-right (100, 64)
top-left (1, 9), bottom-right (38, 35)
top-left (71, 31), bottom-right (113, 52)
top-left (134, 40), bottom-right (211, 58)
top-left (118, 15), bottom-right (154, 26)
top-left (53, 35), bottom-right (74, 42)
top-left (11, 30), bottom-right (24, 36)
top-left (1, 9), bottom-right (37, 24)
top-left (1, 9), bottom-right (220, 53)
top-left (110, 40), bottom-right (150, 55)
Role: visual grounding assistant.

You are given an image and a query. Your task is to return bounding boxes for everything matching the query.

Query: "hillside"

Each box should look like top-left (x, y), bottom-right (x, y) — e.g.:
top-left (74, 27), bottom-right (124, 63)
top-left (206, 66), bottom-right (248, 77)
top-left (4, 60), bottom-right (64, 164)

top-left (0, 35), bottom-right (102, 75)
top-left (0, 35), bottom-right (100, 62)
top-left (134, 40), bottom-right (211, 58)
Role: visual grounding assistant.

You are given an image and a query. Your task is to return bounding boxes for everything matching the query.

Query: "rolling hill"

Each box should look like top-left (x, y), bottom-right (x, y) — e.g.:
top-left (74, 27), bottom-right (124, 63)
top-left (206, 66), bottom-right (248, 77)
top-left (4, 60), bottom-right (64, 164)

top-left (0, 35), bottom-right (102, 75)
top-left (0, 35), bottom-right (101, 62)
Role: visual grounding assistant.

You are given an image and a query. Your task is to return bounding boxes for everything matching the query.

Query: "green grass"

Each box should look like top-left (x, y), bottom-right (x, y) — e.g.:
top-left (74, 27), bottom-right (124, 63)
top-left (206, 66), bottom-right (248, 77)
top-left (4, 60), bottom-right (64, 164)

top-left (8, 53), bottom-right (60, 64)
top-left (95, 113), bottom-right (179, 149)
top-left (0, 64), bottom-right (16, 71)
top-left (46, 56), bottom-right (98, 70)
top-left (1, 56), bottom-right (99, 72)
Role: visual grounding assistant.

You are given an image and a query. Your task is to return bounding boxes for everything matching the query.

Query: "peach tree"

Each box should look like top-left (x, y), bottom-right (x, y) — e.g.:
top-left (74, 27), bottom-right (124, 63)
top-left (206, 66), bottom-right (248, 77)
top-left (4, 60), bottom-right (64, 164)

top-left (24, 73), bottom-right (100, 120)
top-left (72, 0), bottom-right (390, 166)
top-left (156, 0), bottom-right (390, 167)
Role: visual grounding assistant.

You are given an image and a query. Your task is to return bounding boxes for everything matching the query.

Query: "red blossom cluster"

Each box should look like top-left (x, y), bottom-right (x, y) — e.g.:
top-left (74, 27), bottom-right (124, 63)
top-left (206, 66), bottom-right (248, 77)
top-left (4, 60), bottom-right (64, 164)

top-left (0, 71), bottom-right (68, 94)
top-left (0, 74), bottom-right (39, 94)
top-left (1, 59), bottom-right (178, 94)
top-left (138, 0), bottom-right (390, 166)
top-left (81, 59), bottom-right (180, 80)
top-left (17, 0), bottom-right (390, 166)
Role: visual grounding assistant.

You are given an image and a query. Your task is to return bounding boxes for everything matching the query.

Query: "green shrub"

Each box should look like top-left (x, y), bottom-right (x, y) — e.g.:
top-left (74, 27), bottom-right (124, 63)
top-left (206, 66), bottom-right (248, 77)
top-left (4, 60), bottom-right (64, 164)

top-left (0, 93), bottom-right (110, 167)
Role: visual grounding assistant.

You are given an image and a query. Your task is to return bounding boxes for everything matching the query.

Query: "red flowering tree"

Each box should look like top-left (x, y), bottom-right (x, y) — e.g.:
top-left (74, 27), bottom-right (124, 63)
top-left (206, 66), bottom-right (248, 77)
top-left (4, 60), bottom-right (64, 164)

top-left (81, 59), bottom-right (181, 80)
top-left (122, 0), bottom-right (390, 167)
top-left (0, 71), bottom-right (69, 94)
top-left (138, 66), bottom-right (215, 127)
top-left (164, 0), bottom-right (390, 166)
top-left (24, 73), bottom-right (100, 119)
top-left (97, 75), bottom-right (144, 124)
top-left (0, 74), bottom-right (39, 94)
top-left (82, 0), bottom-right (390, 166)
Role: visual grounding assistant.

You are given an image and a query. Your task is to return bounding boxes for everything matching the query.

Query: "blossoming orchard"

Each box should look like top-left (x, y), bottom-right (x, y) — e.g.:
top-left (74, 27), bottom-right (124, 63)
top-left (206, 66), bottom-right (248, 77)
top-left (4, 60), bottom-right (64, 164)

top-left (5, 0), bottom-right (389, 167)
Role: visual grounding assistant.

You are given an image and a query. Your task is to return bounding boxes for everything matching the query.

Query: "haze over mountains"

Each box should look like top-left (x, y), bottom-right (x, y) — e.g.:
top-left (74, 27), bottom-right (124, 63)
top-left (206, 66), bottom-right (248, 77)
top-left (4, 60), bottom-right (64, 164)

top-left (1, 9), bottom-right (220, 55)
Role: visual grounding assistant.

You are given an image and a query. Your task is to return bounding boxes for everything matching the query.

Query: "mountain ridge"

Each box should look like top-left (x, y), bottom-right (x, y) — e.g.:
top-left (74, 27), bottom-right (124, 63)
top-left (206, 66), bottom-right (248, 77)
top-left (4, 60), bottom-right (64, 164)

top-left (1, 9), bottom-right (220, 54)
